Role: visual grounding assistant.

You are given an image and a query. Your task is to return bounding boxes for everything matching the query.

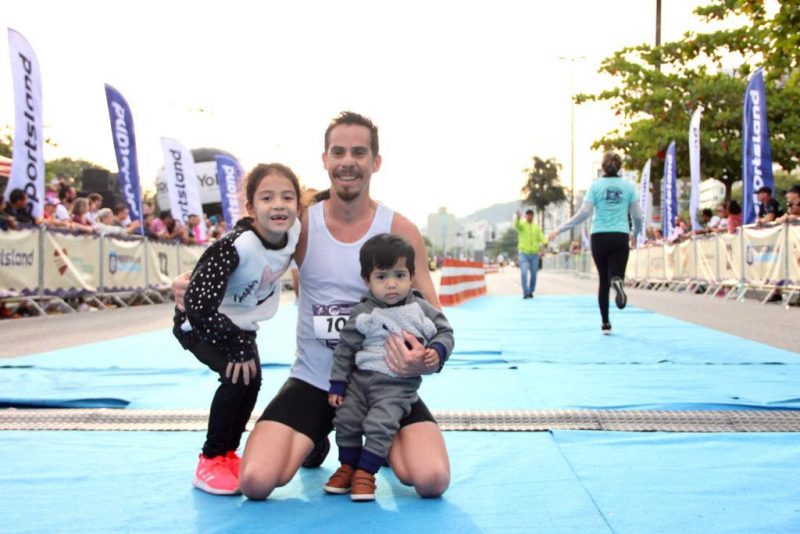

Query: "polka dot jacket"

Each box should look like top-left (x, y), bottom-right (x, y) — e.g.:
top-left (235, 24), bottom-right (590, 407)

top-left (173, 217), bottom-right (300, 362)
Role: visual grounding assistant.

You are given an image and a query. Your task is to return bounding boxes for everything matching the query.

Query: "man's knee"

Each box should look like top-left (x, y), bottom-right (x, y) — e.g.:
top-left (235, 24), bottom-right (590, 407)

top-left (414, 467), bottom-right (450, 498)
top-left (239, 467), bottom-right (275, 501)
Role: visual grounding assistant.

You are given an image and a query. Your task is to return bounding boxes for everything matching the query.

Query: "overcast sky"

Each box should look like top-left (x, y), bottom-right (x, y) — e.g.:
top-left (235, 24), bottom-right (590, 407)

top-left (3, 0), bottom-right (713, 227)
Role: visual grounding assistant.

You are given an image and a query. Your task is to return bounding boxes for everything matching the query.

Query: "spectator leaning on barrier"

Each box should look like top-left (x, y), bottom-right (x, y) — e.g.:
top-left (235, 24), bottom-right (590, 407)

top-left (713, 204), bottom-right (729, 233)
top-left (112, 203), bottom-right (141, 234)
top-left (726, 200), bottom-right (743, 233)
top-left (4, 188), bottom-right (36, 225)
top-left (775, 185), bottom-right (800, 224)
top-left (70, 198), bottom-right (96, 233)
top-left (756, 186), bottom-right (783, 224)
top-left (55, 185), bottom-right (76, 223)
top-left (85, 192), bottom-right (103, 225)
top-left (0, 197), bottom-right (17, 230)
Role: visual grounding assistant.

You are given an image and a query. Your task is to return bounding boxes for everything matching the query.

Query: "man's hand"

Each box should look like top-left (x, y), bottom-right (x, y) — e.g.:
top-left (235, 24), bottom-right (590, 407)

top-left (547, 230), bottom-right (559, 241)
top-left (385, 331), bottom-right (437, 377)
top-left (172, 271), bottom-right (191, 311)
top-left (225, 359), bottom-right (258, 385)
top-left (328, 393), bottom-right (343, 408)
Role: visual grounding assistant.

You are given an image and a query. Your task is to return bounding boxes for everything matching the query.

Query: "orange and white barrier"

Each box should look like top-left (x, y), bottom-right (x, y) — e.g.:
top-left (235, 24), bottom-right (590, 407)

top-left (439, 258), bottom-right (486, 306)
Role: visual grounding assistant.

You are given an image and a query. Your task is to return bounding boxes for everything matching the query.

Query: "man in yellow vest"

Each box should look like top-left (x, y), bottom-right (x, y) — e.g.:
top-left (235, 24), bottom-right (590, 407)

top-left (514, 208), bottom-right (547, 299)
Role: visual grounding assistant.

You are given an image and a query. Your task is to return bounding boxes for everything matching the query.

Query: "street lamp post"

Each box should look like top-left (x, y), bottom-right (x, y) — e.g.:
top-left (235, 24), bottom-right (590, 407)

top-left (558, 55), bottom-right (586, 244)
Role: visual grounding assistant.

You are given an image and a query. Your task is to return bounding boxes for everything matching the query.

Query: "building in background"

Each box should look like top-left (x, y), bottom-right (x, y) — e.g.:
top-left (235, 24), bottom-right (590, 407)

top-left (699, 178), bottom-right (726, 209)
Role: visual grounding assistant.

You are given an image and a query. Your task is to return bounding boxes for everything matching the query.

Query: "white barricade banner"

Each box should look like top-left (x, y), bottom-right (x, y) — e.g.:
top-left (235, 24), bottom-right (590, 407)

top-left (664, 244), bottom-right (676, 281)
top-left (649, 245), bottom-right (665, 282)
top-left (677, 239), bottom-right (693, 281)
top-left (0, 227), bottom-right (39, 295)
top-left (179, 245), bottom-right (205, 276)
top-left (718, 232), bottom-right (742, 283)
top-left (742, 225), bottom-right (785, 286)
top-left (48, 231), bottom-right (101, 289)
top-left (695, 235), bottom-right (718, 284)
top-left (42, 230), bottom-right (96, 295)
top-left (787, 224), bottom-right (800, 286)
top-left (147, 240), bottom-right (180, 288)
top-left (102, 236), bottom-right (145, 292)
top-left (634, 247), bottom-right (649, 281)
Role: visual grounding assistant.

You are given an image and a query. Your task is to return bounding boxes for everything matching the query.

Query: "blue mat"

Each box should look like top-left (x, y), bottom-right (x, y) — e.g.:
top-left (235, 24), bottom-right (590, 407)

top-left (2, 295), bottom-right (800, 532)
top-left (2, 430), bottom-right (798, 533)
top-left (1, 296), bottom-right (797, 410)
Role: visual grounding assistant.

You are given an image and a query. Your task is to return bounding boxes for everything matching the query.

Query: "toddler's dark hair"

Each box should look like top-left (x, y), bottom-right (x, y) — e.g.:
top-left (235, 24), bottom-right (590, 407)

top-left (360, 233), bottom-right (415, 280)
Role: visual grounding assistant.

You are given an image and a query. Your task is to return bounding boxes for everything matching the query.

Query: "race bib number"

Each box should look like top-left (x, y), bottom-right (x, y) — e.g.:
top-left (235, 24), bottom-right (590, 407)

top-left (312, 302), bottom-right (357, 348)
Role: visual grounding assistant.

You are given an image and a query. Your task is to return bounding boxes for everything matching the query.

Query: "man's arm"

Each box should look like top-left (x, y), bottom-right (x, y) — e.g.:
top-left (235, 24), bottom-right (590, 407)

top-left (391, 213), bottom-right (440, 309)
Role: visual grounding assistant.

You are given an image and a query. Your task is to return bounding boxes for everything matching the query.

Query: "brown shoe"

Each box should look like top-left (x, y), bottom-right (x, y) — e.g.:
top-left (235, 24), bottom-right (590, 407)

top-left (350, 469), bottom-right (376, 502)
top-left (324, 464), bottom-right (355, 494)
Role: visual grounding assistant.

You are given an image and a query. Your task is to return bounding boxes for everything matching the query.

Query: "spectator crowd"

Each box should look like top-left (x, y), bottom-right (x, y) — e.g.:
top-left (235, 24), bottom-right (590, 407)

top-left (1, 177), bottom-right (227, 244)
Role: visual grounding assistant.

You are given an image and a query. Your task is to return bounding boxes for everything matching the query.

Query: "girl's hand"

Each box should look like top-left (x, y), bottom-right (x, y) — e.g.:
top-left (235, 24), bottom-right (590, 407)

top-left (328, 394), bottom-right (343, 407)
top-left (226, 359), bottom-right (258, 385)
top-left (172, 271), bottom-right (191, 311)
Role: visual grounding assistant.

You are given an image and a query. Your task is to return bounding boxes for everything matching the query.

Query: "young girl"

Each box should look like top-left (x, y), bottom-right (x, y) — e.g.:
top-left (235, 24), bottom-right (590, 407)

top-left (173, 163), bottom-right (302, 495)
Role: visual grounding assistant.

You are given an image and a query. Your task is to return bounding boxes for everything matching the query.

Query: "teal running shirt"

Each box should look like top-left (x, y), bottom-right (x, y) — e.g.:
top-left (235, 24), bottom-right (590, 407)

top-left (586, 177), bottom-right (638, 234)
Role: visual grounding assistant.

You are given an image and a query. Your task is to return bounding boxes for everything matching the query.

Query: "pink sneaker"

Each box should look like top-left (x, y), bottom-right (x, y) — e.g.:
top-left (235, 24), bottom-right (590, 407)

top-left (225, 450), bottom-right (242, 478)
top-left (193, 454), bottom-right (240, 495)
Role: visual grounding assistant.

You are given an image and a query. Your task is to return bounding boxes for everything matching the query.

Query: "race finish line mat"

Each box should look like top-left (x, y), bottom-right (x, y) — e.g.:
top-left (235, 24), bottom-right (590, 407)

top-left (4, 408), bottom-right (800, 432)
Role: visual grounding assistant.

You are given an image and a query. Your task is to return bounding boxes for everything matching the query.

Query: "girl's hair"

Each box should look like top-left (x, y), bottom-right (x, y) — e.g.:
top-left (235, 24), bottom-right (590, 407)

top-left (244, 163), bottom-right (303, 213)
top-left (601, 152), bottom-right (623, 177)
top-left (727, 199), bottom-right (742, 215)
top-left (70, 197), bottom-right (89, 216)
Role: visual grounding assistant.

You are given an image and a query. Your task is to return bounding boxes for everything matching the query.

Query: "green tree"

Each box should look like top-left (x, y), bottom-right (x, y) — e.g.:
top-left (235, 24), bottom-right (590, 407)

top-left (0, 126), bottom-right (12, 158)
top-left (576, 0), bottom-right (800, 203)
top-left (45, 158), bottom-right (109, 190)
top-left (486, 227), bottom-right (518, 260)
top-left (520, 156), bottom-right (567, 228)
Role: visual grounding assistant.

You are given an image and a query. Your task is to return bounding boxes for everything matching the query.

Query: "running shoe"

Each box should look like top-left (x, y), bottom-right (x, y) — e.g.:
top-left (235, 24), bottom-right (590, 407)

top-left (225, 450), bottom-right (241, 478)
top-left (193, 454), bottom-right (240, 495)
top-left (324, 464), bottom-right (355, 494)
top-left (350, 469), bottom-right (377, 502)
top-left (611, 277), bottom-right (627, 309)
top-left (302, 435), bottom-right (330, 468)
top-left (601, 322), bottom-right (612, 335)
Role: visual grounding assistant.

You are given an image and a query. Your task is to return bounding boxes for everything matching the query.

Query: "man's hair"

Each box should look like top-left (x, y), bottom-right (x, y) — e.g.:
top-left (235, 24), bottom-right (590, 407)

top-left (359, 233), bottom-right (415, 280)
top-left (601, 152), bottom-right (623, 176)
top-left (113, 203), bottom-right (128, 215)
top-left (525, 208), bottom-right (534, 215)
top-left (58, 185), bottom-right (71, 201)
top-left (701, 208), bottom-right (713, 218)
top-left (9, 188), bottom-right (26, 204)
top-left (324, 111), bottom-right (379, 156)
top-left (87, 192), bottom-right (103, 204)
top-left (757, 186), bottom-right (772, 195)
top-left (787, 184), bottom-right (800, 196)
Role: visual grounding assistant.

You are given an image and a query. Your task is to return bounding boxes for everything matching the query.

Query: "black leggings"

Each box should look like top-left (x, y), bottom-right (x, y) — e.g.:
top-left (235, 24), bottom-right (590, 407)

top-left (190, 340), bottom-right (262, 457)
top-left (591, 232), bottom-right (630, 323)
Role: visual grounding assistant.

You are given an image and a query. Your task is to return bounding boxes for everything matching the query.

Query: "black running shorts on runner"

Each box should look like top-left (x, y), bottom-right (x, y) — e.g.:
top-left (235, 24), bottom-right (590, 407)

top-left (257, 377), bottom-right (437, 444)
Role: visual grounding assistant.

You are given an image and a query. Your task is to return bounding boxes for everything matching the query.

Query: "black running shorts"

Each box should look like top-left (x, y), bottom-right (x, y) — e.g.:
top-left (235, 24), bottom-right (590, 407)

top-left (257, 377), bottom-right (436, 443)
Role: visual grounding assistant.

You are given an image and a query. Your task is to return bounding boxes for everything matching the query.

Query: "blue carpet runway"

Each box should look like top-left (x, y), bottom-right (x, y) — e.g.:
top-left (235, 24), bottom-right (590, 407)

top-left (1, 295), bottom-right (799, 532)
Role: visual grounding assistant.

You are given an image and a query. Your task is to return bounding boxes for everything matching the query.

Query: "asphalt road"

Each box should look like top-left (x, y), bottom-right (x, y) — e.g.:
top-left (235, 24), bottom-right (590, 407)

top-left (1, 268), bottom-right (796, 358)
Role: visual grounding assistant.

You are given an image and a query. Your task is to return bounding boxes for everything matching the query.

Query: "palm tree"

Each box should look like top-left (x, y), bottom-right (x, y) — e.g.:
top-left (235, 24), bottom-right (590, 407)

top-left (521, 156), bottom-right (567, 228)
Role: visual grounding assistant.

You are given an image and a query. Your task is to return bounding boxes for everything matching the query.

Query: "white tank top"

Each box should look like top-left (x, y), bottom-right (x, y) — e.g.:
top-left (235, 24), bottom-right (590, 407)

top-left (292, 200), bottom-right (394, 390)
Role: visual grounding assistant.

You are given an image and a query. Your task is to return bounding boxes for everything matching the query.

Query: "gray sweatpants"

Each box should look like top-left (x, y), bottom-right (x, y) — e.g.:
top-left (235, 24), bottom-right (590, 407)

top-left (333, 368), bottom-right (422, 459)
